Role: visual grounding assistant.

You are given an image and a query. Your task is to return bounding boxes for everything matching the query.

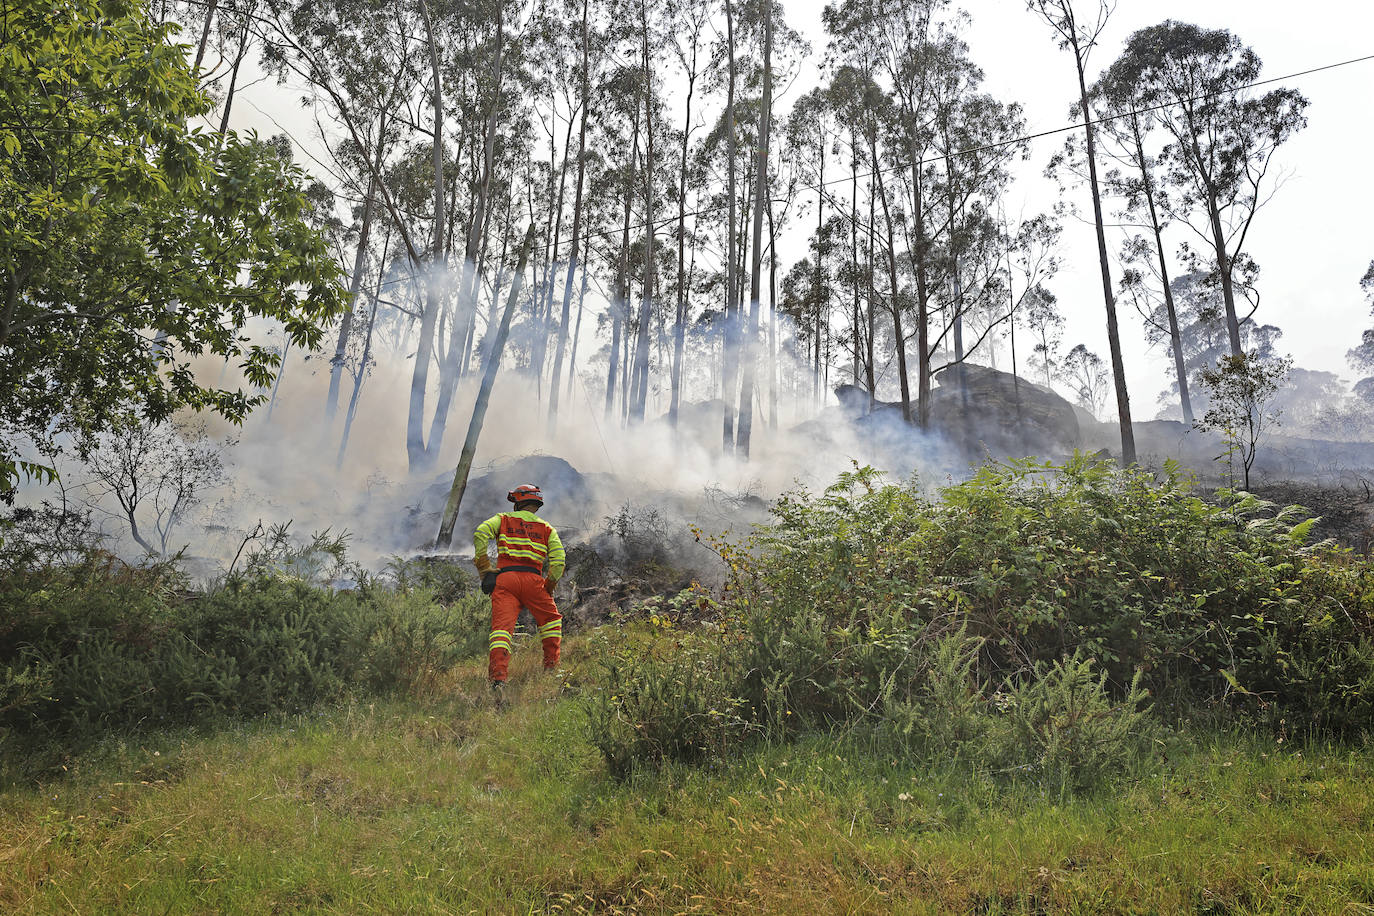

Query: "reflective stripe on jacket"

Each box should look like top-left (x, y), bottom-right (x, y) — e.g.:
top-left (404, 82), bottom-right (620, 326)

top-left (474, 510), bottom-right (566, 578)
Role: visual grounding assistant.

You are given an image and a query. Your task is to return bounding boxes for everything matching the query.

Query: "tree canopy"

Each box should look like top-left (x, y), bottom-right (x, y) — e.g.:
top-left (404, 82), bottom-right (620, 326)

top-left (0, 0), bottom-right (344, 494)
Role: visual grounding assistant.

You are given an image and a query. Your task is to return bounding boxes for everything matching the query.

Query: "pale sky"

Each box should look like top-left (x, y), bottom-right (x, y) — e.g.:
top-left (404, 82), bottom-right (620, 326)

top-left (224, 0), bottom-right (1374, 419)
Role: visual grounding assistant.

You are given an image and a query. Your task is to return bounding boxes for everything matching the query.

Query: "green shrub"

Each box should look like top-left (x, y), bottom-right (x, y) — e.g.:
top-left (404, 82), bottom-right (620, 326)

top-left (583, 617), bottom-right (755, 779)
top-left (0, 534), bottom-right (489, 748)
top-left (992, 652), bottom-right (1153, 796)
top-left (585, 455), bottom-right (1374, 780)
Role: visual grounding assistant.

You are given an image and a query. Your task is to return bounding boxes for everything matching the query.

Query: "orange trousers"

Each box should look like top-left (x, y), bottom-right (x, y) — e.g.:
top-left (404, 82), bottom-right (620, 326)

top-left (488, 570), bottom-right (562, 682)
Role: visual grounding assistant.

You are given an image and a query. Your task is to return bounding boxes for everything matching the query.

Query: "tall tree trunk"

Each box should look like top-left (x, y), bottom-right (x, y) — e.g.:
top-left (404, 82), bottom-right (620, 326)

top-left (1070, 32), bottom-right (1136, 465)
top-left (424, 11), bottom-right (503, 466)
top-left (435, 225), bottom-right (536, 548)
top-left (943, 149), bottom-right (967, 407)
top-left (874, 153), bottom-right (911, 423)
top-left (814, 139), bottom-right (825, 406)
top-left (547, 0), bottom-right (593, 435)
top-left (533, 100), bottom-right (575, 394)
top-left (1208, 191), bottom-right (1244, 357)
top-left (567, 228), bottom-right (590, 404)
top-left (669, 44), bottom-right (698, 430)
top-left (737, 3), bottom-right (771, 458)
top-left (337, 222), bottom-right (393, 468)
top-left (216, 24), bottom-right (250, 136)
top-left (908, 153), bottom-right (933, 427)
top-left (850, 135), bottom-right (861, 386)
top-left (864, 176), bottom-right (876, 406)
top-left (630, 2), bottom-right (656, 423)
top-left (606, 116), bottom-right (640, 419)
top-left (767, 195), bottom-right (778, 430)
top-left (720, 0), bottom-right (738, 452)
top-left (1131, 114), bottom-right (1193, 424)
top-left (325, 170), bottom-right (377, 427)
top-left (406, 0), bottom-right (451, 472)
top-left (192, 0), bottom-right (219, 76)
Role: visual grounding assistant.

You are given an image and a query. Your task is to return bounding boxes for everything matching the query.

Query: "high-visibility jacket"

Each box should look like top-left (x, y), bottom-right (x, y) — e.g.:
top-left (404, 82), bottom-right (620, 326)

top-left (473, 510), bottom-right (566, 579)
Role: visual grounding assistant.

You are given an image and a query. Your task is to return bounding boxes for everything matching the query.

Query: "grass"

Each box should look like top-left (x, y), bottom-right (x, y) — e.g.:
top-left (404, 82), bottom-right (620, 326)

top-left (2, 636), bottom-right (1373, 914)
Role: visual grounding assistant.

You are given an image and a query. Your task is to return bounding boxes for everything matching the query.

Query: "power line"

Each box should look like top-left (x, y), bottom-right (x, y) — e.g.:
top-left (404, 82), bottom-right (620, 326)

top-left (407, 51), bottom-right (1374, 270)
top-left (366, 49), bottom-right (1373, 291)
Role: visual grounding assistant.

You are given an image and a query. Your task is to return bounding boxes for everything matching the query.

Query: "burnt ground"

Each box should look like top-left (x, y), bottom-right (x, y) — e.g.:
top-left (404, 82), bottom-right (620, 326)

top-left (1249, 478), bottom-right (1374, 556)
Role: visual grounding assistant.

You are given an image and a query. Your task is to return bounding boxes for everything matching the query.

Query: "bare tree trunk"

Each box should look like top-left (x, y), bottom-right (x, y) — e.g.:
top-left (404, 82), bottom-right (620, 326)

top-left (193, 0), bottom-right (219, 76)
top-left (1131, 114), bottom-right (1193, 424)
top-left (326, 169), bottom-right (378, 427)
top-left (567, 229), bottom-right (590, 404)
top-left (850, 136), bottom-right (860, 386)
top-left (720, 0), bottom-right (738, 452)
top-left (547, 0), bottom-right (593, 434)
top-left (216, 24), bottom-right (250, 136)
top-left (435, 225), bottom-right (536, 548)
top-left (337, 223), bottom-right (393, 467)
top-left (406, 0), bottom-right (451, 472)
top-left (909, 158), bottom-right (933, 427)
top-left (606, 117), bottom-right (640, 419)
top-left (736, 2), bottom-right (771, 458)
top-left (874, 156), bottom-right (911, 423)
top-left (1070, 31), bottom-right (1136, 465)
top-left (814, 140), bottom-right (825, 406)
top-left (767, 196), bottom-right (778, 430)
top-left (424, 9), bottom-right (503, 466)
top-left (669, 40), bottom-right (699, 430)
top-left (864, 177), bottom-right (876, 406)
top-left (533, 99), bottom-right (575, 395)
top-left (630, 0), bottom-right (657, 423)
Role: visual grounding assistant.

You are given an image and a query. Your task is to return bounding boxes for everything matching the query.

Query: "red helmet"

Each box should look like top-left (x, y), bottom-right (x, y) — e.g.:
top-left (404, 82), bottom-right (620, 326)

top-left (507, 484), bottom-right (543, 507)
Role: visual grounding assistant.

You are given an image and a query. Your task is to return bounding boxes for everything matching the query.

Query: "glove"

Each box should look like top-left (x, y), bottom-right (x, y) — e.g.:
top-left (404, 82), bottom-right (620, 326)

top-left (543, 577), bottom-right (558, 596)
top-left (473, 554), bottom-right (492, 574)
top-left (481, 571), bottom-right (499, 595)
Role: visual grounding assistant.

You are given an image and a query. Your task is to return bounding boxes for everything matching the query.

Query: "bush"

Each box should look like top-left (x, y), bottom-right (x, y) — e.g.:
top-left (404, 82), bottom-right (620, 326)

top-left (0, 529), bottom-right (489, 750)
top-left (585, 455), bottom-right (1374, 781)
top-left (584, 619), bottom-right (754, 779)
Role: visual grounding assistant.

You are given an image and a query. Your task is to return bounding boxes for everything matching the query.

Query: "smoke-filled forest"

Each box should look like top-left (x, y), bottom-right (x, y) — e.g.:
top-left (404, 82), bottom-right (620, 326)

top-left (3, 0), bottom-right (1374, 912)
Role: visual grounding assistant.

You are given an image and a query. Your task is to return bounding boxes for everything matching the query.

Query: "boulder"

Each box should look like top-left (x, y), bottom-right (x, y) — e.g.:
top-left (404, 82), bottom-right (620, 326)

top-left (928, 364), bottom-right (1081, 459)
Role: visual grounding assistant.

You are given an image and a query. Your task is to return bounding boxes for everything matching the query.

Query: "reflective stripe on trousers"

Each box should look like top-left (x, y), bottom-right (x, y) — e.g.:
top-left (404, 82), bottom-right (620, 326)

top-left (488, 570), bottom-right (561, 682)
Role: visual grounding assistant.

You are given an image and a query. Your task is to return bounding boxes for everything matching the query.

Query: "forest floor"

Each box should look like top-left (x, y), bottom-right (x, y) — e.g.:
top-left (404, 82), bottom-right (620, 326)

top-left (2, 640), bottom-right (1373, 915)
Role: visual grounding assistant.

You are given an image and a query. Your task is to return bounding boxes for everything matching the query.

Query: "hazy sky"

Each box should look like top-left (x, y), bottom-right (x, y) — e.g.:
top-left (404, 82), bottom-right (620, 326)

top-left (225, 0), bottom-right (1374, 419)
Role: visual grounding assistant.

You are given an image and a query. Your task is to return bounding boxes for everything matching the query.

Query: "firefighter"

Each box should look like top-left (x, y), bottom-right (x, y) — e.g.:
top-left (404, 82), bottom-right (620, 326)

top-left (472, 484), bottom-right (565, 702)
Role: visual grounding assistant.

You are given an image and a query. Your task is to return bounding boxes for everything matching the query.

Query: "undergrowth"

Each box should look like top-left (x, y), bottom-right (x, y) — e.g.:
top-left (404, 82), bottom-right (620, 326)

top-left (0, 524), bottom-right (488, 780)
top-left (586, 454), bottom-right (1374, 789)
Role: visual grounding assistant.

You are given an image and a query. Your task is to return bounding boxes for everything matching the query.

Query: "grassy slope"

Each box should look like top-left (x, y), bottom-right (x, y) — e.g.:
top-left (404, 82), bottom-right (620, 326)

top-left (2, 638), bottom-right (1372, 915)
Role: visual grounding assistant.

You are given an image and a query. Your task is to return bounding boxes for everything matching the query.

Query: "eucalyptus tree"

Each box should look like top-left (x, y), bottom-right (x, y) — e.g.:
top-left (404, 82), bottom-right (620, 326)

top-left (720, 0), bottom-right (741, 450)
top-left (864, 0), bottom-right (948, 426)
top-left (736, 0), bottom-right (775, 456)
top-left (1163, 270), bottom-right (1281, 416)
top-left (1088, 57), bottom-right (1194, 423)
top-left (1109, 22), bottom-right (1307, 358)
top-left (424, 0), bottom-right (535, 469)
top-left (547, 0), bottom-right (607, 433)
top-left (1060, 343), bottom-right (1110, 419)
top-left (600, 63), bottom-right (644, 420)
top-left (664, 0), bottom-right (712, 429)
top-left (628, 0), bottom-right (668, 424)
top-left (924, 52), bottom-right (1027, 399)
top-left (256, 0), bottom-right (435, 459)
top-left (1000, 210), bottom-right (1061, 392)
top-left (781, 88), bottom-right (839, 406)
top-left (1024, 285), bottom-right (1063, 388)
top-left (1025, 0), bottom-right (1135, 465)
top-left (822, 65), bottom-right (885, 408)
